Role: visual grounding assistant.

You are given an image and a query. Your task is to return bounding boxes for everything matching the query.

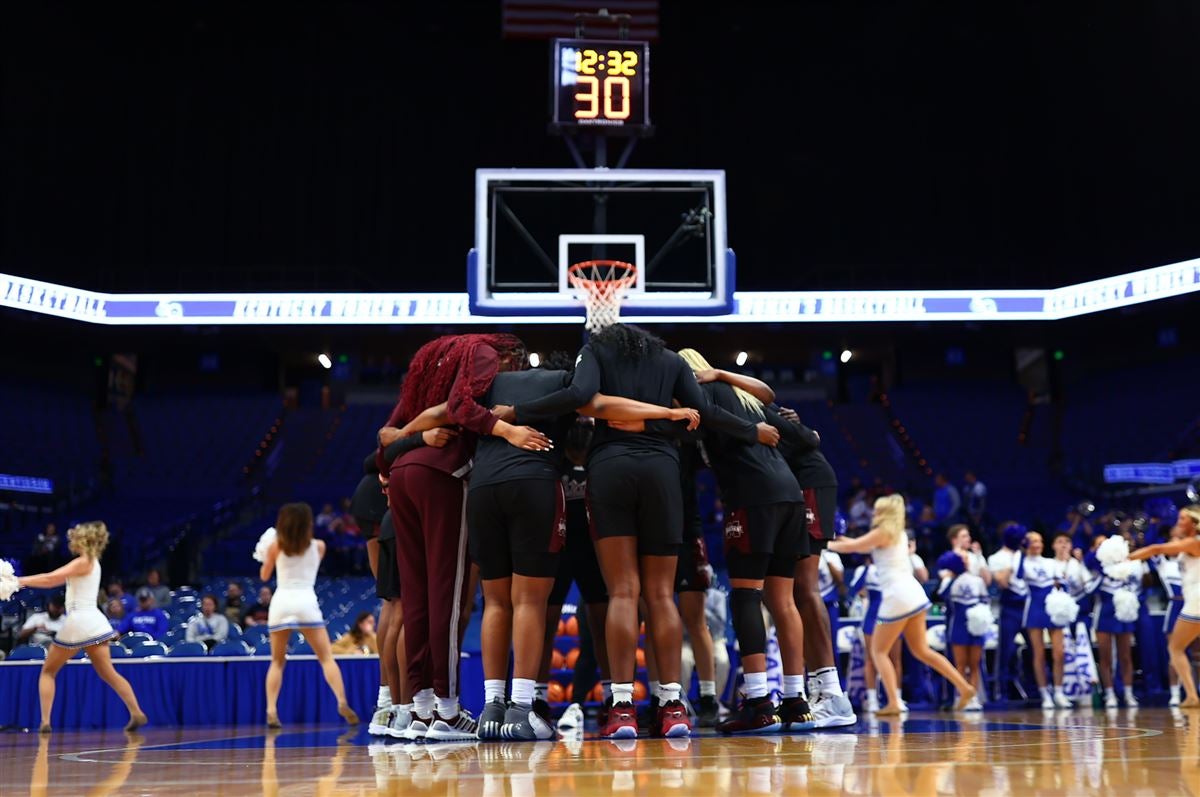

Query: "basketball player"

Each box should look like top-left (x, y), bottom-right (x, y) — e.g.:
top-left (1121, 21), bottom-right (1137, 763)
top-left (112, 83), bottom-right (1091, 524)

top-left (13, 522), bottom-right (148, 733)
top-left (677, 349), bottom-right (811, 734)
top-left (469, 359), bottom-right (699, 741)
top-left (506, 324), bottom-right (772, 739)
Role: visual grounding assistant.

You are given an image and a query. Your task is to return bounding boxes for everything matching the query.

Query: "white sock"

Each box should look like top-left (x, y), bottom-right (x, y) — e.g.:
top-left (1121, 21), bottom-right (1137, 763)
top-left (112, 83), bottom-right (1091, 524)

top-left (649, 680), bottom-right (661, 701)
top-left (612, 682), bottom-right (634, 704)
top-left (806, 673), bottom-right (819, 701)
top-left (1054, 686), bottom-right (1066, 697)
top-left (1105, 687), bottom-right (1116, 699)
top-left (658, 682), bottom-right (681, 703)
top-left (602, 680), bottom-right (613, 701)
top-left (511, 677), bottom-right (536, 706)
top-left (1124, 686), bottom-right (1136, 697)
top-left (744, 671), bottom-right (769, 700)
top-left (414, 688), bottom-right (435, 718)
top-left (435, 695), bottom-right (460, 718)
top-left (1170, 684), bottom-right (1182, 699)
top-left (398, 701), bottom-right (413, 714)
top-left (815, 667), bottom-right (843, 698)
top-left (699, 679), bottom-right (717, 698)
top-left (484, 679), bottom-right (506, 704)
top-left (782, 674), bottom-right (806, 699)
top-left (535, 682), bottom-right (549, 702)
top-left (1040, 686), bottom-right (1052, 697)
top-left (377, 685), bottom-right (391, 709)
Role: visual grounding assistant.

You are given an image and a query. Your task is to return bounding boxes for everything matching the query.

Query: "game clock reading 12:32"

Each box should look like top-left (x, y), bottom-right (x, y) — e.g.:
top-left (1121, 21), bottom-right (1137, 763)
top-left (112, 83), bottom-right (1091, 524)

top-left (551, 39), bottom-right (650, 132)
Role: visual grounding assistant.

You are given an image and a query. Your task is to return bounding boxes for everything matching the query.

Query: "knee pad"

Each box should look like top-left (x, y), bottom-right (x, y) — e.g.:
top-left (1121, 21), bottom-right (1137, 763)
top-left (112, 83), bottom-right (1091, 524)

top-left (730, 587), bottom-right (767, 657)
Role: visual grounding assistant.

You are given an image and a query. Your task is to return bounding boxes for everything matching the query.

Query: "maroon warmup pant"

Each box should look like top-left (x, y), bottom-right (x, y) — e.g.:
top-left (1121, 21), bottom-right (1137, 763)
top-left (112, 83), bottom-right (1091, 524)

top-left (388, 463), bottom-right (470, 700)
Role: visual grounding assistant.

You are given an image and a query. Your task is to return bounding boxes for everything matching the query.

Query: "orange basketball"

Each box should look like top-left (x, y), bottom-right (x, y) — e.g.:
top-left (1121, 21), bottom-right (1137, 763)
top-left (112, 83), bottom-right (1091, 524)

top-left (565, 647), bottom-right (581, 669)
top-left (565, 615), bottom-right (579, 636)
top-left (635, 647), bottom-right (646, 668)
top-left (565, 683), bottom-right (574, 701)
top-left (588, 683), bottom-right (604, 702)
top-left (556, 618), bottom-right (567, 636)
top-left (632, 681), bottom-right (648, 701)
top-left (551, 649), bottom-right (565, 670)
top-left (547, 682), bottom-right (565, 703)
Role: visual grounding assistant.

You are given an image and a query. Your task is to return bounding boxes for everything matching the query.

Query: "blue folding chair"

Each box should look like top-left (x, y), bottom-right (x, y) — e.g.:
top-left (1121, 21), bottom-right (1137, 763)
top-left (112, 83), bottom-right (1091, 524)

top-left (161, 629), bottom-right (184, 647)
top-left (121, 632), bottom-right (153, 649)
top-left (167, 642), bottom-right (208, 658)
top-left (107, 643), bottom-right (130, 659)
top-left (241, 625), bottom-right (267, 646)
top-left (210, 640), bottom-right (252, 657)
top-left (290, 638), bottom-right (315, 655)
top-left (253, 639), bottom-right (273, 656)
top-left (7, 645), bottom-right (47, 661)
top-left (128, 642), bottom-right (168, 658)
top-left (226, 623), bottom-right (243, 641)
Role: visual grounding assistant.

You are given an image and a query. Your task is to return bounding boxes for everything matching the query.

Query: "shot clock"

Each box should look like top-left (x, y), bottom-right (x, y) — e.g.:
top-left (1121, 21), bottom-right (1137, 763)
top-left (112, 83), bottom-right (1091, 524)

top-left (551, 39), bottom-right (650, 133)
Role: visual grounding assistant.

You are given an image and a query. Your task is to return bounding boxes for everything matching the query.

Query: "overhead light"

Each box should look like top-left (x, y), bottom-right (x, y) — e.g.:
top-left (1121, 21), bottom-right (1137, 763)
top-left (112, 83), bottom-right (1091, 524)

top-left (318, 353), bottom-right (332, 369)
top-left (735, 351), bottom-right (749, 367)
top-left (529, 352), bottom-right (541, 368)
top-left (840, 349), bottom-right (852, 364)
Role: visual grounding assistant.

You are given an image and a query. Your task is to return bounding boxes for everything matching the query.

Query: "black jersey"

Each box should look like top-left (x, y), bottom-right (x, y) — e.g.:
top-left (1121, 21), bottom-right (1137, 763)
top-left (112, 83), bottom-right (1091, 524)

top-left (514, 343), bottom-right (757, 468)
top-left (698, 382), bottom-right (803, 508)
top-left (470, 369), bottom-right (573, 490)
top-left (769, 404), bottom-right (839, 489)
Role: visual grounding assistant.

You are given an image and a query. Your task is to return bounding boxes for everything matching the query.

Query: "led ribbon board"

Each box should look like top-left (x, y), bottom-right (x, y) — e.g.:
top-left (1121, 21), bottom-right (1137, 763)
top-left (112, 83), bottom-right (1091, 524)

top-left (2, 258), bottom-right (1198, 325)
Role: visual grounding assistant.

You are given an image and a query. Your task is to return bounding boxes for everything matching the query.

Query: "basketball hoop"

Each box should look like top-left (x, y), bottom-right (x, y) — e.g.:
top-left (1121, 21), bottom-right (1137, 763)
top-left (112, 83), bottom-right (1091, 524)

top-left (568, 260), bottom-right (637, 332)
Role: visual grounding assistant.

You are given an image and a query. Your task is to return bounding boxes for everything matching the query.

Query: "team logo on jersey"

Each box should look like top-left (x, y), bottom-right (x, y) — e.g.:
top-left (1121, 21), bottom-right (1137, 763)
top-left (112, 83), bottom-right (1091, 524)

top-left (725, 519), bottom-right (744, 540)
top-left (557, 515), bottom-right (567, 538)
top-left (805, 507), bottom-right (816, 526)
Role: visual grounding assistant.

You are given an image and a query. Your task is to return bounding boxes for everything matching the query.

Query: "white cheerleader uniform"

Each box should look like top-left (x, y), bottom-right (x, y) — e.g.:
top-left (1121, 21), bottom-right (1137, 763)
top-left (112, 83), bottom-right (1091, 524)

top-left (874, 534), bottom-right (930, 624)
top-left (54, 558), bottom-right (117, 650)
top-left (268, 543), bottom-right (325, 632)
top-left (1182, 550), bottom-right (1200, 625)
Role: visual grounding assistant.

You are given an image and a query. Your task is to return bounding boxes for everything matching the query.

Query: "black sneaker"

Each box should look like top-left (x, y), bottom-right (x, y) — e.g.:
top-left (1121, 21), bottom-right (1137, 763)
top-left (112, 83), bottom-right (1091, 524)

top-left (532, 697), bottom-right (553, 726)
top-left (695, 695), bottom-right (719, 728)
top-left (779, 696), bottom-right (815, 731)
top-left (638, 695), bottom-right (660, 732)
top-left (717, 696), bottom-right (782, 735)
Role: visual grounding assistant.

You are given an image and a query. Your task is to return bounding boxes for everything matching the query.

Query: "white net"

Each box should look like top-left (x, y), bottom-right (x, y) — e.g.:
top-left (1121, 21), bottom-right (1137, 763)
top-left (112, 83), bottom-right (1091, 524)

top-left (568, 261), bottom-right (637, 332)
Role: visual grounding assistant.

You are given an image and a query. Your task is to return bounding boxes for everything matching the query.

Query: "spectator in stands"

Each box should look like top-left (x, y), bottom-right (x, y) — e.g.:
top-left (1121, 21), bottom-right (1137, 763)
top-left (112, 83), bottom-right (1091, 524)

top-left (106, 581), bottom-right (135, 614)
top-left (123, 588), bottom-right (169, 639)
top-left (18, 595), bottom-right (66, 648)
top-left (223, 582), bottom-right (246, 625)
top-left (1061, 506), bottom-right (1097, 552)
top-left (143, 569), bottom-right (171, 608)
top-left (933, 473), bottom-right (961, 527)
top-left (848, 488), bottom-right (872, 534)
top-left (963, 471), bottom-right (987, 530)
top-left (913, 505), bottom-right (940, 564)
top-left (27, 522), bottom-right (60, 575)
top-left (315, 503), bottom-right (338, 533)
top-left (187, 594), bottom-right (230, 649)
top-left (331, 611), bottom-right (379, 655)
top-left (243, 586), bottom-right (273, 627)
top-left (106, 598), bottom-right (126, 634)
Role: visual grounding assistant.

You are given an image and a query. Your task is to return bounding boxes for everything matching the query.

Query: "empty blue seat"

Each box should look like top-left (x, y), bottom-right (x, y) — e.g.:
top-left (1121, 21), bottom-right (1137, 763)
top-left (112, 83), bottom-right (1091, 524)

top-left (128, 642), bottom-right (168, 658)
top-left (210, 640), bottom-right (252, 657)
top-left (161, 629), bottom-right (184, 647)
top-left (8, 645), bottom-right (47, 661)
top-left (290, 638), bottom-right (314, 655)
top-left (121, 632), bottom-right (153, 649)
top-left (225, 623), bottom-right (243, 641)
top-left (253, 639), bottom-right (273, 656)
top-left (167, 642), bottom-right (208, 658)
top-left (107, 643), bottom-right (130, 659)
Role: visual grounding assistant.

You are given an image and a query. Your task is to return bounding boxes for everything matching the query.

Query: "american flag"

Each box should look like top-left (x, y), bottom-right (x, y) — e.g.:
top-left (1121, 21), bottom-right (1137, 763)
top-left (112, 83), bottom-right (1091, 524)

top-left (501, 0), bottom-right (659, 40)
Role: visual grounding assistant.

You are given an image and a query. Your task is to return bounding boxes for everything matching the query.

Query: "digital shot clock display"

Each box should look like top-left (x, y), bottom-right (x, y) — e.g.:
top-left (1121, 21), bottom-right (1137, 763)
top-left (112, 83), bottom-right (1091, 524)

top-left (551, 39), bottom-right (650, 132)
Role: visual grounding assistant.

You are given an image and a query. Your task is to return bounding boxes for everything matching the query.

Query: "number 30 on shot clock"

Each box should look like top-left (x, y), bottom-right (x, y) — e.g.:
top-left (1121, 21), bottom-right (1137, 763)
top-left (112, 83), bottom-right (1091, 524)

top-left (551, 39), bottom-right (650, 133)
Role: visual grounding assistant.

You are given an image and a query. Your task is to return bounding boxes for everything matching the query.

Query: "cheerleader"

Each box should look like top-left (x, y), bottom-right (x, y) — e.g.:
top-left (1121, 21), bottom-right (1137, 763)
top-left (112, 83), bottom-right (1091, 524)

top-left (830, 494), bottom-right (976, 715)
top-left (986, 523), bottom-right (1030, 702)
top-left (1130, 505), bottom-right (1200, 708)
top-left (1016, 532), bottom-right (1073, 709)
top-left (847, 557), bottom-right (903, 713)
top-left (259, 503), bottom-right (360, 728)
top-left (11, 522), bottom-right (147, 733)
top-left (937, 550), bottom-right (987, 711)
top-left (817, 548), bottom-right (844, 668)
top-left (1086, 536), bottom-right (1145, 708)
top-left (947, 524), bottom-right (992, 585)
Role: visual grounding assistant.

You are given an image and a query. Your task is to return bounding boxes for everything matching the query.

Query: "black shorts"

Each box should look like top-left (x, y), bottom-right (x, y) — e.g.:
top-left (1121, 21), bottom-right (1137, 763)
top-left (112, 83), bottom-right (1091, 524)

top-left (549, 500), bottom-right (609, 606)
top-left (675, 535), bottom-right (712, 593)
top-left (468, 478), bottom-right (565, 581)
top-left (376, 534), bottom-right (401, 601)
top-left (724, 501), bottom-right (806, 580)
top-left (803, 487), bottom-right (837, 550)
top-left (586, 454), bottom-right (683, 557)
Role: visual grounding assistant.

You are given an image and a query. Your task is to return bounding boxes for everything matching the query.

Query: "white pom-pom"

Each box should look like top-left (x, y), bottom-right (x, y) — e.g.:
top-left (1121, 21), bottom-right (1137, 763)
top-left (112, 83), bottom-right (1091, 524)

top-left (0, 560), bottom-right (18, 601)
top-left (0, 559), bottom-right (14, 580)
top-left (1046, 588), bottom-right (1080, 627)
top-left (253, 527), bottom-right (277, 563)
top-left (966, 604), bottom-right (993, 637)
top-left (1096, 536), bottom-right (1130, 566)
top-left (1113, 589), bottom-right (1139, 623)
top-left (1103, 560), bottom-right (1138, 582)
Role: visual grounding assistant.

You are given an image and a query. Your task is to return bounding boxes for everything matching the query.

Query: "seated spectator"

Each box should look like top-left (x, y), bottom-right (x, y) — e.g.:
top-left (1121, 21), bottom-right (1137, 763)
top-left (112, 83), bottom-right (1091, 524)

top-left (106, 580), bottom-right (136, 614)
top-left (315, 503), bottom-right (338, 533)
top-left (18, 595), bottom-right (66, 648)
top-left (106, 598), bottom-right (126, 634)
top-left (186, 594), bottom-right (230, 649)
top-left (123, 587), bottom-right (169, 639)
top-left (223, 582), bottom-right (245, 625)
top-left (848, 488), bottom-right (872, 534)
top-left (963, 470), bottom-right (987, 530)
top-left (331, 611), bottom-right (378, 655)
top-left (143, 568), bottom-right (171, 608)
top-left (933, 473), bottom-right (962, 527)
top-left (242, 586), bottom-right (273, 627)
top-left (26, 522), bottom-right (60, 575)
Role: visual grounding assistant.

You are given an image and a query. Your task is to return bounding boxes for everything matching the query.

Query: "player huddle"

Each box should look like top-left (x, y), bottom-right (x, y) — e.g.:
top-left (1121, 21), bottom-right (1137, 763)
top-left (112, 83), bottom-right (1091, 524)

top-left (362, 324), bottom-right (862, 741)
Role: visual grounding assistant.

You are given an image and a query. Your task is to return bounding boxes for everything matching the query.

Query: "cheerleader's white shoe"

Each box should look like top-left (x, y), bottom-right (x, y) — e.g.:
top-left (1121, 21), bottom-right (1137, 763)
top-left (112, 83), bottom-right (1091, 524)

top-left (1053, 690), bottom-right (1072, 709)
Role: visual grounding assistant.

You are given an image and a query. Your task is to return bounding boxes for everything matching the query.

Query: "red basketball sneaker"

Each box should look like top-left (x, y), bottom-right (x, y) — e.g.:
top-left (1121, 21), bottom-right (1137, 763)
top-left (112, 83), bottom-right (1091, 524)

top-left (602, 701), bottom-right (639, 740)
top-left (656, 699), bottom-right (692, 738)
